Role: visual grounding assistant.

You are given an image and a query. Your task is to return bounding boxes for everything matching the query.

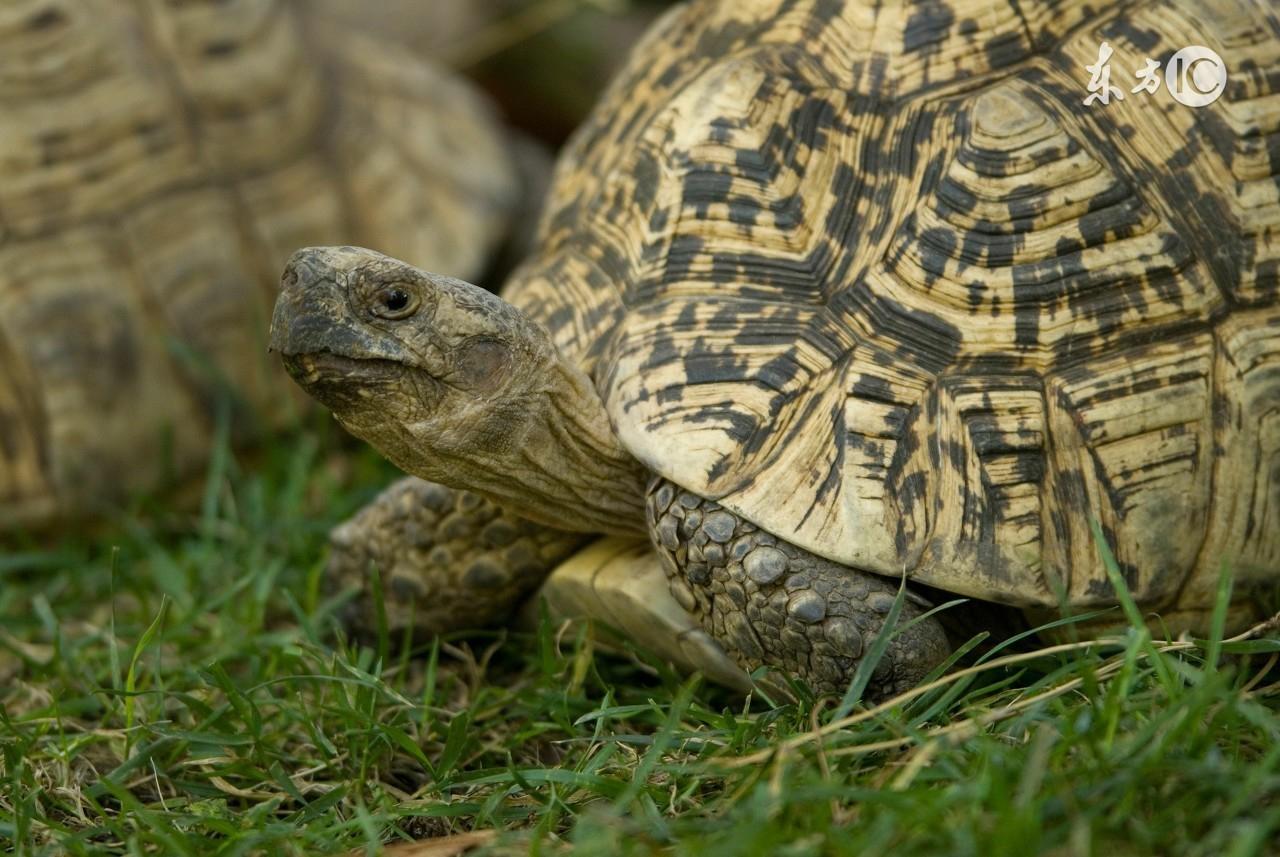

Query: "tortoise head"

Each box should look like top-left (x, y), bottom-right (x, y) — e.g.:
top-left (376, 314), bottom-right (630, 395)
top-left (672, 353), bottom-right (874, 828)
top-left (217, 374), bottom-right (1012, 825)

top-left (270, 246), bottom-right (645, 534)
top-left (271, 246), bottom-right (538, 447)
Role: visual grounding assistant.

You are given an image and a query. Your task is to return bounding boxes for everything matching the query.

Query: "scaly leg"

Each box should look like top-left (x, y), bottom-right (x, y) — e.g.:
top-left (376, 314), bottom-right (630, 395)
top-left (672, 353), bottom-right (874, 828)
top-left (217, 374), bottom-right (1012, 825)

top-left (647, 479), bottom-right (950, 697)
top-left (328, 476), bottom-right (587, 640)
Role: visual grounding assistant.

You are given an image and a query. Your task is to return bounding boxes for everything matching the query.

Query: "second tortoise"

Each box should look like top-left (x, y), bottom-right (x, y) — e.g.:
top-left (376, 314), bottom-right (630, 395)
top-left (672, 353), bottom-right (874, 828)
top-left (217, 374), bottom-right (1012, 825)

top-left (0, 0), bottom-right (520, 528)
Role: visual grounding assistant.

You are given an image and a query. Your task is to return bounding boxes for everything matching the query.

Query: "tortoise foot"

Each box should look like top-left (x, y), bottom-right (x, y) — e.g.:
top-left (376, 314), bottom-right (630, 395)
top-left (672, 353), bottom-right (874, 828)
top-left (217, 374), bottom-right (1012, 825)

top-left (646, 479), bottom-right (950, 698)
top-left (327, 476), bottom-right (584, 641)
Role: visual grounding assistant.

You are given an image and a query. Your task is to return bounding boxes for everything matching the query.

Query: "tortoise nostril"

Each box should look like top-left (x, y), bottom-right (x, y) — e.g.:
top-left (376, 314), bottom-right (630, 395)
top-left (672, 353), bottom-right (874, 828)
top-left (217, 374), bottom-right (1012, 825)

top-left (281, 248), bottom-right (334, 292)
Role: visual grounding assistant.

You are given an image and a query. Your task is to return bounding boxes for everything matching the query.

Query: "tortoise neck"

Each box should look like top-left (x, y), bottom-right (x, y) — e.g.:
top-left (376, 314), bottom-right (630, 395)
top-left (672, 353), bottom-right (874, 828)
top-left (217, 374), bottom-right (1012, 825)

top-left (344, 324), bottom-right (648, 537)
top-left (463, 353), bottom-right (648, 535)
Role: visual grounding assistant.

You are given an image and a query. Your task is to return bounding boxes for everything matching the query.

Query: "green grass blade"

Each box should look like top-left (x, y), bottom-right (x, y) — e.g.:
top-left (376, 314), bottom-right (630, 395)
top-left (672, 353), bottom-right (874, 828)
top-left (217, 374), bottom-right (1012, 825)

top-left (124, 596), bottom-right (169, 754)
top-left (833, 576), bottom-right (908, 720)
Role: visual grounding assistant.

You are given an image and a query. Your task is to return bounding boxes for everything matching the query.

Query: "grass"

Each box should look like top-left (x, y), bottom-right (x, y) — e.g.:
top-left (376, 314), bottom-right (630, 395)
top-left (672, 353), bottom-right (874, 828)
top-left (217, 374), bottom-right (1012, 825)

top-left (3, 423), bottom-right (1280, 856)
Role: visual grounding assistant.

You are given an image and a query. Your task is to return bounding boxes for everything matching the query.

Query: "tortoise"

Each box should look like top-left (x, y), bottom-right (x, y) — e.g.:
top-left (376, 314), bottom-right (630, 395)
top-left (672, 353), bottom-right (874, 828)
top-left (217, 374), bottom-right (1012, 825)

top-left (271, 0), bottom-right (1280, 695)
top-left (0, 0), bottom-right (520, 529)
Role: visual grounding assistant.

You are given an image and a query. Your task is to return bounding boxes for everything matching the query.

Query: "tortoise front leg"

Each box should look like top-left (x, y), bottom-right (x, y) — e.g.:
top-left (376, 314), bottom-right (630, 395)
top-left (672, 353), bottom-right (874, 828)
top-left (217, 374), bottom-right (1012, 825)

top-left (646, 479), bottom-right (951, 698)
top-left (327, 476), bottom-right (587, 641)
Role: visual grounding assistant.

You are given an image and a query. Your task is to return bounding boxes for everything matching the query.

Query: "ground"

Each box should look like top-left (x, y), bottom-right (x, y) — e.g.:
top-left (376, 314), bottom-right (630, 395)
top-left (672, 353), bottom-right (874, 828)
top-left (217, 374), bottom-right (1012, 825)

top-left (3, 419), bottom-right (1279, 856)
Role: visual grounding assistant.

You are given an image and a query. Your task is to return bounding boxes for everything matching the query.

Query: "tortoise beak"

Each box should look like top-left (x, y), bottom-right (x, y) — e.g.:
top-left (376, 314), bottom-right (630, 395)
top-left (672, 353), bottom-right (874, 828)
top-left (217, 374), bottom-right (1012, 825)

top-left (270, 248), bottom-right (344, 356)
top-left (271, 248), bottom-right (386, 358)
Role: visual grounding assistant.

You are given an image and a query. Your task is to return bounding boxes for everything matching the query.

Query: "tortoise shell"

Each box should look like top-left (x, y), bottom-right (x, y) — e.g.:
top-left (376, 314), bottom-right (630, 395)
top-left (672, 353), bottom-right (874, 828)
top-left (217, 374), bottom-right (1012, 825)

top-left (0, 0), bottom-right (517, 527)
top-left (504, 0), bottom-right (1280, 616)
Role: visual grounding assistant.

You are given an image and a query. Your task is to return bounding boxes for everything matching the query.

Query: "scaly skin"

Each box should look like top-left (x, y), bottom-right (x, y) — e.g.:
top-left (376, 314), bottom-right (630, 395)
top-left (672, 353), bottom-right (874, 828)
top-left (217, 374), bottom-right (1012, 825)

top-left (647, 478), bottom-right (950, 696)
top-left (328, 476), bottom-right (587, 641)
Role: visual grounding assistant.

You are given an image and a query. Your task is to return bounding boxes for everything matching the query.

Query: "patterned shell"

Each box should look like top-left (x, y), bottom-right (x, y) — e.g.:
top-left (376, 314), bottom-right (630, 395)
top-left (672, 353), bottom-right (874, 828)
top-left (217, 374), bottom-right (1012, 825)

top-left (0, 0), bottom-right (517, 527)
top-left (505, 0), bottom-right (1280, 612)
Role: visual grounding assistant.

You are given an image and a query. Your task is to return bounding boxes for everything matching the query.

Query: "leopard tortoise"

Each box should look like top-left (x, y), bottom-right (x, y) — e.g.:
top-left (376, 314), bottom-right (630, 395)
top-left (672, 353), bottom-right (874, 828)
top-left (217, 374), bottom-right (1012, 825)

top-left (0, 0), bottom-right (519, 529)
top-left (272, 0), bottom-right (1280, 695)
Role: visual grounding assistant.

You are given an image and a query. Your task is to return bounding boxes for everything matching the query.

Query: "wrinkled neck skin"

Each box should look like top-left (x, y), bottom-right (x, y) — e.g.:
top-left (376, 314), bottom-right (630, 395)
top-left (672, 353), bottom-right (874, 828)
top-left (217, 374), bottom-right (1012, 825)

top-left (272, 246), bottom-right (646, 535)
top-left (338, 340), bottom-right (646, 535)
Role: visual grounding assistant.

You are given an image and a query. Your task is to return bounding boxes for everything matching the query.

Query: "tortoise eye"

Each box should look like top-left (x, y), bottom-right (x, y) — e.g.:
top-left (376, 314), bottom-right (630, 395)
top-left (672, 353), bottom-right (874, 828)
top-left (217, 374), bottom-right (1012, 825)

top-left (373, 287), bottom-right (418, 319)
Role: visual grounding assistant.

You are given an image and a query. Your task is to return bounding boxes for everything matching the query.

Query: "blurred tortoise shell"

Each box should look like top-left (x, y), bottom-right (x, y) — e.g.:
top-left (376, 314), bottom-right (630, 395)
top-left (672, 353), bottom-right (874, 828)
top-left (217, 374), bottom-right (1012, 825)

top-left (0, 0), bottom-right (518, 527)
top-left (503, 0), bottom-right (1280, 627)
